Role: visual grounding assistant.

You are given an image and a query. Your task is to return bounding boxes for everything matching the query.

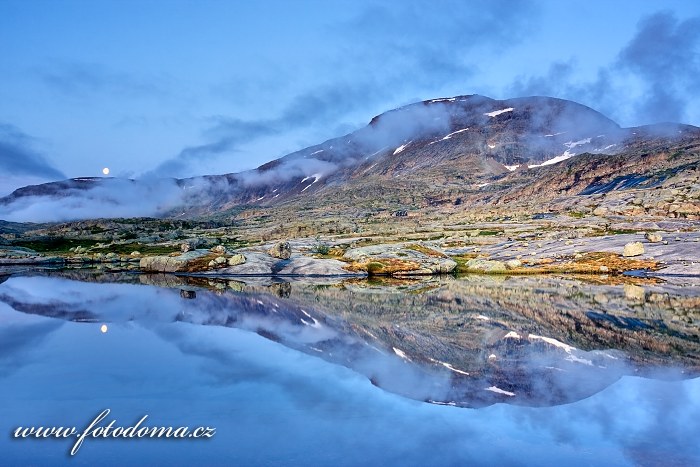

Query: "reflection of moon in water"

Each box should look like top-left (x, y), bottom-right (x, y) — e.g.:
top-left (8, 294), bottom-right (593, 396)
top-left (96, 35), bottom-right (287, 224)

top-left (100, 324), bottom-right (108, 333)
top-left (102, 167), bottom-right (110, 175)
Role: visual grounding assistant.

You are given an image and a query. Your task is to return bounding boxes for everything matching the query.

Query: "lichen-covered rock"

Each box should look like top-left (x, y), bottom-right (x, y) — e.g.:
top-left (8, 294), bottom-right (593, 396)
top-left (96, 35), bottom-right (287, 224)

top-left (139, 250), bottom-right (211, 272)
top-left (505, 259), bottom-right (522, 269)
top-left (644, 232), bottom-right (663, 243)
top-left (227, 254), bottom-right (246, 266)
top-left (622, 241), bottom-right (645, 257)
top-left (343, 243), bottom-right (456, 275)
top-left (464, 259), bottom-right (507, 273)
top-left (211, 245), bottom-right (226, 254)
top-left (268, 241), bottom-right (292, 259)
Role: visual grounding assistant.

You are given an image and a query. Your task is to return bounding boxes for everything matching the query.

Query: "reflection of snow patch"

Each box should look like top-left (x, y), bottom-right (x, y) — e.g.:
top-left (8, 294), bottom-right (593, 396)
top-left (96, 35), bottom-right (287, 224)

top-left (301, 317), bottom-right (321, 328)
top-left (393, 347), bottom-right (411, 360)
top-left (429, 400), bottom-right (457, 406)
top-left (484, 107), bottom-right (514, 117)
top-left (485, 386), bottom-right (515, 396)
top-left (565, 355), bottom-right (593, 366)
top-left (528, 334), bottom-right (575, 353)
top-left (440, 362), bottom-right (470, 375)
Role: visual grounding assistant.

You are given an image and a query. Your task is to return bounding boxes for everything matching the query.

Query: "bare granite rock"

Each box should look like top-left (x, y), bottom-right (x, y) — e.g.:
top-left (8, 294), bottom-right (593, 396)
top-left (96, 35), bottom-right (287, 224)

top-left (343, 243), bottom-right (456, 275)
top-left (139, 250), bottom-right (211, 272)
top-left (645, 232), bottom-right (663, 243)
top-left (622, 241), bottom-right (645, 257)
top-left (268, 241), bottom-right (292, 259)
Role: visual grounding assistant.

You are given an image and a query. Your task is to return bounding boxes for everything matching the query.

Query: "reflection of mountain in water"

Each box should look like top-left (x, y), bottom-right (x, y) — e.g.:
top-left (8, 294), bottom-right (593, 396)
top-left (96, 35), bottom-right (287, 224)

top-left (1, 270), bottom-right (698, 408)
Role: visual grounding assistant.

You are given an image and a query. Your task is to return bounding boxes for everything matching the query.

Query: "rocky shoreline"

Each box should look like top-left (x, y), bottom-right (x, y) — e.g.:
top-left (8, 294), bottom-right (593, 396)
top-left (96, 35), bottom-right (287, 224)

top-left (2, 222), bottom-right (699, 278)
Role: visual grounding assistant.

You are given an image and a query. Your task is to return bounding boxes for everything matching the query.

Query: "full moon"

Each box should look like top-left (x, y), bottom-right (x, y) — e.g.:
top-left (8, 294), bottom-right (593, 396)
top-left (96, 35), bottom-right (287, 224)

top-left (100, 324), bottom-right (108, 333)
top-left (102, 167), bottom-right (110, 175)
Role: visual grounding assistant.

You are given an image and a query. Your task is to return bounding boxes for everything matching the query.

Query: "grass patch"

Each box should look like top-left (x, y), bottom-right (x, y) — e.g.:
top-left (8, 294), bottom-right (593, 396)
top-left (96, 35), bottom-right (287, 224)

top-left (12, 238), bottom-right (101, 253)
top-left (406, 243), bottom-right (447, 257)
top-left (450, 253), bottom-right (480, 273)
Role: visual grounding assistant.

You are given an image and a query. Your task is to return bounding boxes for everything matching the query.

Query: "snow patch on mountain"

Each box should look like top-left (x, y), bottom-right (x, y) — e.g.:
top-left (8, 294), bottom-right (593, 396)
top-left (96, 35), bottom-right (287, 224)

top-left (440, 128), bottom-right (470, 141)
top-left (564, 138), bottom-right (592, 149)
top-left (300, 173), bottom-right (321, 192)
top-left (528, 151), bottom-right (576, 168)
top-left (484, 107), bottom-right (514, 117)
top-left (504, 165), bottom-right (519, 171)
top-left (393, 141), bottom-right (412, 155)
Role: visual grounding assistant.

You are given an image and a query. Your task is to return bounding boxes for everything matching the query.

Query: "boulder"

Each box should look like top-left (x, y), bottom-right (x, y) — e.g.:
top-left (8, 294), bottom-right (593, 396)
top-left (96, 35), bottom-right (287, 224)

top-left (211, 245), bottom-right (226, 254)
top-left (464, 259), bottom-right (507, 273)
top-left (505, 259), bottom-right (522, 269)
top-left (622, 241), bottom-right (645, 257)
top-left (139, 250), bottom-right (211, 272)
top-left (268, 241), bottom-right (292, 259)
top-left (644, 232), bottom-right (663, 243)
top-left (227, 254), bottom-right (246, 266)
top-left (343, 243), bottom-right (456, 275)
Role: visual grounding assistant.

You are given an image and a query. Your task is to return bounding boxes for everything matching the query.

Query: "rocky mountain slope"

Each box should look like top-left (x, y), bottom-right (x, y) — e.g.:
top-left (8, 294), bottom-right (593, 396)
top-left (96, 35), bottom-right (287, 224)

top-left (2, 94), bottom-right (698, 230)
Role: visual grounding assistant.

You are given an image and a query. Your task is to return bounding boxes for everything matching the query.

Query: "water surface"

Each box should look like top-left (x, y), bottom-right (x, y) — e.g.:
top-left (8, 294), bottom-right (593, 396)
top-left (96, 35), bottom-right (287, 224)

top-left (0, 270), bottom-right (698, 465)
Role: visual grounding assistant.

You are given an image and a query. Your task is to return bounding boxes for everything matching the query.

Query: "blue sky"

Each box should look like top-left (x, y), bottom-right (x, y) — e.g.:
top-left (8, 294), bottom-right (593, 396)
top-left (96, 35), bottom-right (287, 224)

top-left (1, 0), bottom-right (699, 193)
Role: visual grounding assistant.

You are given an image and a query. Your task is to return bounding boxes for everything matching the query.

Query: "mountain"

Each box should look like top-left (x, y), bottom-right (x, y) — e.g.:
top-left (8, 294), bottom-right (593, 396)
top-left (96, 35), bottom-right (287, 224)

top-left (1, 94), bottom-right (699, 226)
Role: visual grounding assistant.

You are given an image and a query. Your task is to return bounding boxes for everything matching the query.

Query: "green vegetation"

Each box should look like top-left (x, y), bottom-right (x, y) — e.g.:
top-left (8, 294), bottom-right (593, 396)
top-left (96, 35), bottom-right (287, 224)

top-left (13, 238), bottom-right (101, 253)
top-left (449, 253), bottom-right (479, 273)
top-left (93, 243), bottom-right (178, 255)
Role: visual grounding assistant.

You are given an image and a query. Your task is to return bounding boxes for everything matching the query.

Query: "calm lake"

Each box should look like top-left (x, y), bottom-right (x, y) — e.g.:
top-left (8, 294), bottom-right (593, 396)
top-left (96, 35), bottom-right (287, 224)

top-left (1, 269), bottom-right (699, 466)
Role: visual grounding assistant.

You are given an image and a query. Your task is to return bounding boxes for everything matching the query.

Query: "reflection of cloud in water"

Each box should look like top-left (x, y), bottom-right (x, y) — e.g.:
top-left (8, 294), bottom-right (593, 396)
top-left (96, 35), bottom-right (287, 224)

top-left (0, 302), bottom-right (64, 377)
top-left (0, 274), bottom-right (699, 465)
top-left (0, 274), bottom-right (696, 411)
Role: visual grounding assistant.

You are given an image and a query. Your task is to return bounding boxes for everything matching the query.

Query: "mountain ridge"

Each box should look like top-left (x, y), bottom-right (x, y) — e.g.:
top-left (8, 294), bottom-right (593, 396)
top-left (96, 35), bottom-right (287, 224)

top-left (1, 94), bottom-right (699, 225)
